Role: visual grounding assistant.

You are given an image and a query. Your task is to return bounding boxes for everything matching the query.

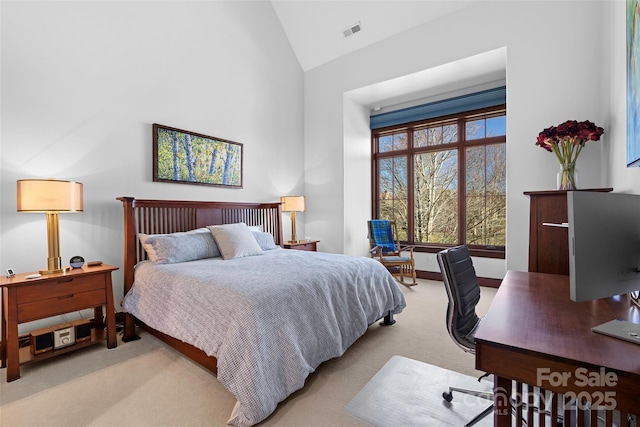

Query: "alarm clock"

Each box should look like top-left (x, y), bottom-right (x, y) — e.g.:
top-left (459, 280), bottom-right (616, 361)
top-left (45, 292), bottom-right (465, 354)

top-left (69, 256), bottom-right (85, 269)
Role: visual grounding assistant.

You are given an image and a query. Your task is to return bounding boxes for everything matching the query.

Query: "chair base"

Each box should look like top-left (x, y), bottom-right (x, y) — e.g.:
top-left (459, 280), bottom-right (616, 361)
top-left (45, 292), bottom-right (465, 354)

top-left (443, 386), bottom-right (493, 427)
top-left (443, 386), bottom-right (567, 427)
top-left (466, 404), bottom-right (494, 427)
top-left (443, 387), bottom-right (493, 402)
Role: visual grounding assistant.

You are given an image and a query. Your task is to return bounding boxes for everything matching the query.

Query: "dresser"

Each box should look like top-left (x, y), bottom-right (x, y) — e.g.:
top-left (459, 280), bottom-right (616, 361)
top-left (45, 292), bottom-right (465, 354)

top-left (525, 189), bottom-right (612, 275)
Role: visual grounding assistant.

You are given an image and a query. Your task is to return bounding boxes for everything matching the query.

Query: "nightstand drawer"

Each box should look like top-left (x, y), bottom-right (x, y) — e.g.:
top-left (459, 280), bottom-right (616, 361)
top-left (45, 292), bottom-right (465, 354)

top-left (292, 242), bottom-right (316, 251)
top-left (16, 274), bottom-right (106, 304)
top-left (283, 240), bottom-right (319, 251)
top-left (18, 289), bottom-right (106, 322)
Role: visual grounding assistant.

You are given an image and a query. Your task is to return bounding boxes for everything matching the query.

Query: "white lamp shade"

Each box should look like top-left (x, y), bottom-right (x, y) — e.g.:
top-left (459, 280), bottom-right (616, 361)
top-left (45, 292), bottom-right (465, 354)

top-left (280, 195), bottom-right (305, 212)
top-left (17, 179), bottom-right (84, 212)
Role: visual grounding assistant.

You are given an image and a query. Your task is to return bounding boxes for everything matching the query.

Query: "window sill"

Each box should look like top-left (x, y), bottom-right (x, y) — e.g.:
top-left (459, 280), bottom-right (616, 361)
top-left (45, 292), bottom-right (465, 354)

top-left (412, 244), bottom-right (505, 259)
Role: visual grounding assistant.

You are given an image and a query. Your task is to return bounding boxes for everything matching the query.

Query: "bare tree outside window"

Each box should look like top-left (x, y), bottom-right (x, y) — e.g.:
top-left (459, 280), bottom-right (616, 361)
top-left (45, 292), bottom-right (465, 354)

top-left (372, 108), bottom-right (506, 257)
top-left (378, 156), bottom-right (408, 239)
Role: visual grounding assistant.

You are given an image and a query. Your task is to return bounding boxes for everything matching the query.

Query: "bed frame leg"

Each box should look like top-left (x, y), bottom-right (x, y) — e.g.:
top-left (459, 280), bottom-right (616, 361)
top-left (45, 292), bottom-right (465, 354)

top-left (122, 313), bottom-right (141, 342)
top-left (380, 311), bottom-right (396, 326)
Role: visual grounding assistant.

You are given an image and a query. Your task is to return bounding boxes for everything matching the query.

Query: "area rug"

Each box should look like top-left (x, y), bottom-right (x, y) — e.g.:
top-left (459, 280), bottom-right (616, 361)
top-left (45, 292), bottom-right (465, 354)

top-left (345, 355), bottom-right (494, 426)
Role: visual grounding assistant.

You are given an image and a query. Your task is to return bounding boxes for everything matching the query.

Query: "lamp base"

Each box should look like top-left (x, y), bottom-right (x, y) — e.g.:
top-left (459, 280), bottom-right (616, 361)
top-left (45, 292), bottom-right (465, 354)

top-left (41, 253), bottom-right (69, 275)
top-left (39, 266), bottom-right (71, 275)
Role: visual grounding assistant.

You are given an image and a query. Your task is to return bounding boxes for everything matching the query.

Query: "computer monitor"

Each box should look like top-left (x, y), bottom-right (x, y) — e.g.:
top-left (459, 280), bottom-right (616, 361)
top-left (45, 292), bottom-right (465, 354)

top-left (568, 191), bottom-right (640, 302)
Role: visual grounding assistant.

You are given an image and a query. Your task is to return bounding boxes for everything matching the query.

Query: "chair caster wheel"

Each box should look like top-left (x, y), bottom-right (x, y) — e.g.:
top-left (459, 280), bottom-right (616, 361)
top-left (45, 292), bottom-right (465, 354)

top-left (443, 391), bottom-right (453, 402)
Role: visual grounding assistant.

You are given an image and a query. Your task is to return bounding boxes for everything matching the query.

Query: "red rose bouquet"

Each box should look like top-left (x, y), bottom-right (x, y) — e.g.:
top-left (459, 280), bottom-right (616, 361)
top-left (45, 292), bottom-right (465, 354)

top-left (535, 120), bottom-right (604, 190)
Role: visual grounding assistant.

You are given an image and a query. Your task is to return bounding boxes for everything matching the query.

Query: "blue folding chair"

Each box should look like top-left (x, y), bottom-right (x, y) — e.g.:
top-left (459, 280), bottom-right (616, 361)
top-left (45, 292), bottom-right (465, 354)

top-left (368, 219), bottom-right (417, 286)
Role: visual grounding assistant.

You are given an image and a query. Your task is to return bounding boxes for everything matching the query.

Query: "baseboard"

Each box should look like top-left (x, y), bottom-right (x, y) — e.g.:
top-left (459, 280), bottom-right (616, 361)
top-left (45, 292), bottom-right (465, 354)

top-left (417, 270), bottom-right (501, 288)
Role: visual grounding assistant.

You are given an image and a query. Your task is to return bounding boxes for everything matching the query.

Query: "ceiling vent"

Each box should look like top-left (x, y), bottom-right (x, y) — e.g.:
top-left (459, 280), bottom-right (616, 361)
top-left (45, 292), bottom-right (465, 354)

top-left (342, 22), bottom-right (362, 38)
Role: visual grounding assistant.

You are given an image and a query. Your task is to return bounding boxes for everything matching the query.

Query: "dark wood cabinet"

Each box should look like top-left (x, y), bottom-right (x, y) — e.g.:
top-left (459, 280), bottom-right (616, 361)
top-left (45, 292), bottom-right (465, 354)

top-left (525, 189), bottom-right (612, 275)
top-left (0, 264), bottom-right (118, 381)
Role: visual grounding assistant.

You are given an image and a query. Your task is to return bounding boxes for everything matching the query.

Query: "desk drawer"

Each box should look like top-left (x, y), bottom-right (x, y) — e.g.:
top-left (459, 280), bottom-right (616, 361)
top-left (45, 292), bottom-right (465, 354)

top-left (18, 289), bottom-right (106, 322)
top-left (16, 274), bottom-right (106, 304)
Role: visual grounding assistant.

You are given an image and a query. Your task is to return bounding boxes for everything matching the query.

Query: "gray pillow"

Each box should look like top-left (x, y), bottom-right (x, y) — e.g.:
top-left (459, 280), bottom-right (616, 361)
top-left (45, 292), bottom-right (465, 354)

top-left (208, 223), bottom-right (264, 260)
top-left (252, 231), bottom-right (278, 251)
top-left (139, 229), bottom-right (221, 263)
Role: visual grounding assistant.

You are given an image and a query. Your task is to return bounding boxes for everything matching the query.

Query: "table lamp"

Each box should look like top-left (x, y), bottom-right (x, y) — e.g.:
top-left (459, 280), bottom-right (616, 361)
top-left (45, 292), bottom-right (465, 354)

top-left (280, 195), bottom-right (305, 243)
top-left (17, 178), bottom-right (84, 274)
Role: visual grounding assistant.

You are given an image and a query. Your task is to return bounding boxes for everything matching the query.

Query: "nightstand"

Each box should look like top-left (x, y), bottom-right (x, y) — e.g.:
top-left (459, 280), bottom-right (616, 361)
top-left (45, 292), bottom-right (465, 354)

top-left (0, 264), bottom-right (118, 382)
top-left (283, 240), bottom-right (319, 251)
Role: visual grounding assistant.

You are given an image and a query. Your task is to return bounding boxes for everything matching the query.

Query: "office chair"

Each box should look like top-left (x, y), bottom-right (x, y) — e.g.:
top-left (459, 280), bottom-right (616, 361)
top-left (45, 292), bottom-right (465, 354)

top-left (437, 245), bottom-right (493, 427)
top-left (368, 219), bottom-right (417, 286)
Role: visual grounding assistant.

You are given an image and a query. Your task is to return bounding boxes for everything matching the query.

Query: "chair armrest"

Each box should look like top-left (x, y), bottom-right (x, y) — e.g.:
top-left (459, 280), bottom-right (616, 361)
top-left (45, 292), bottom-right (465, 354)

top-left (398, 245), bottom-right (414, 253)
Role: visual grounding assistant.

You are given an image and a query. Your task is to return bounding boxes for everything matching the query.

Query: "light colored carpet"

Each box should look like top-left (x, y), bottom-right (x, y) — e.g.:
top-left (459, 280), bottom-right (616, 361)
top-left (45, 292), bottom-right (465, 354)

top-left (0, 279), bottom-right (497, 426)
top-left (345, 355), bottom-right (493, 427)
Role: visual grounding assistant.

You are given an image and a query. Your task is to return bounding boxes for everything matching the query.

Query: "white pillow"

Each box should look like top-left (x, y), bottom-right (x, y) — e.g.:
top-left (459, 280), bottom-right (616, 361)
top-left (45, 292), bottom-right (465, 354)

top-left (208, 223), bottom-right (264, 260)
top-left (139, 228), bottom-right (220, 263)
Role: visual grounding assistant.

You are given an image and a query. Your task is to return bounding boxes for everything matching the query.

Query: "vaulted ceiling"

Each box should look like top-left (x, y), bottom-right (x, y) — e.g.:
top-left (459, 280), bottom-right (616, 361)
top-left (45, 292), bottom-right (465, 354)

top-left (269, 1), bottom-right (504, 113)
top-left (270, 0), bottom-right (480, 72)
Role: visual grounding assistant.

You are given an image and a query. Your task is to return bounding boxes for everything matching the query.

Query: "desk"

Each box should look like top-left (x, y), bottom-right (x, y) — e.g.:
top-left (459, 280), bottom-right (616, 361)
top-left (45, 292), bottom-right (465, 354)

top-left (475, 271), bottom-right (640, 426)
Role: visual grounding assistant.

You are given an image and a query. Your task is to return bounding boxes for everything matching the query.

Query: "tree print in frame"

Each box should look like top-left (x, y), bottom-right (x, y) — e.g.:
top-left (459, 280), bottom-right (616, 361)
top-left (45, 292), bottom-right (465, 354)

top-left (153, 124), bottom-right (243, 188)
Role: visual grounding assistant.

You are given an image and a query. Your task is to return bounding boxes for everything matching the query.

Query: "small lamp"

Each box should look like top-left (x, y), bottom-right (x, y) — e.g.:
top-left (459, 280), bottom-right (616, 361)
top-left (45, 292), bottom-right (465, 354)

top-left (17, 178), bottom-right (84, 274)
top-left (280, 195), bottom-right (305, 243)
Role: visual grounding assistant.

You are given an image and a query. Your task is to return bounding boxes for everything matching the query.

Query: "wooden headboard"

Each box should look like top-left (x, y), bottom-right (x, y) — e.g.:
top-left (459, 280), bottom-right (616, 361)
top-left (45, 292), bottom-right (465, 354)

top-left (117, 197), bottom-right (283, 297)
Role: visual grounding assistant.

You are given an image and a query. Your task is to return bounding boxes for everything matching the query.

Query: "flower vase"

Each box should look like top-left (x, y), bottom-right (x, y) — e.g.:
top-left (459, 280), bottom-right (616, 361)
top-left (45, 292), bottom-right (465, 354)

top-left (557, 162), bottom-right (579, 190)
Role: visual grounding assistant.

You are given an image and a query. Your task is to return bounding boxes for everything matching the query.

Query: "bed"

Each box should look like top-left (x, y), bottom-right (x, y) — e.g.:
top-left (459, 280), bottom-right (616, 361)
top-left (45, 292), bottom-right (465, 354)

top-left (117, 197), bottom-right (407, 426)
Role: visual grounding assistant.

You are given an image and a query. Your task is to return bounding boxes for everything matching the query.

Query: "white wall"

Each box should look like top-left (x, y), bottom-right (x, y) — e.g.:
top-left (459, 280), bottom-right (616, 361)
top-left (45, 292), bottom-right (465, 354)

top-left (304, 0), bottom-right (632, 278)
top-left (342, 96), bottom-right (371, 255)
top-left (0, 1), bottom-right (304, 331)
top-left (607, 0), bottom-right (640, 193)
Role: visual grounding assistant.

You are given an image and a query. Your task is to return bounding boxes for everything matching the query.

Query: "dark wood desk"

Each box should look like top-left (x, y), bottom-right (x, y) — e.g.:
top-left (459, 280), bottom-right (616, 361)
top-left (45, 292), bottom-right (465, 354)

top-left (475, 271), bottom-right (640, 426)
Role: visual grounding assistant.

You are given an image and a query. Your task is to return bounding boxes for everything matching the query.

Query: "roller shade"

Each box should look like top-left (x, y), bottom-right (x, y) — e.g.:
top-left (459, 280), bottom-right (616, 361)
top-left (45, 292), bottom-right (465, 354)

top-left (370, 86), bottom-right (506, 130)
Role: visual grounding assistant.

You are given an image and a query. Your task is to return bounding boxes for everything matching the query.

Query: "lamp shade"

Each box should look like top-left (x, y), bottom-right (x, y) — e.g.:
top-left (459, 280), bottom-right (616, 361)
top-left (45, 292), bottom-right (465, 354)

top-left (280, 195), bottom-right (305, 212)
top-left (17, 179), bottom-right (83, 212)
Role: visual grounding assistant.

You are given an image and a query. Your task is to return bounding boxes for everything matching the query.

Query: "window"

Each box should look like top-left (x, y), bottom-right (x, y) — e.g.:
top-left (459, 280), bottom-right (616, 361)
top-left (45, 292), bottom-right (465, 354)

top-left (372, 107), bottom-right (506, 258)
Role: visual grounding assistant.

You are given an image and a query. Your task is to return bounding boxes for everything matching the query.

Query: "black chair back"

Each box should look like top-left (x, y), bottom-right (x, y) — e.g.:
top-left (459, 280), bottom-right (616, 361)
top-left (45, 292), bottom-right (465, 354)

top-left (437, 245), bottom-right (481, 353)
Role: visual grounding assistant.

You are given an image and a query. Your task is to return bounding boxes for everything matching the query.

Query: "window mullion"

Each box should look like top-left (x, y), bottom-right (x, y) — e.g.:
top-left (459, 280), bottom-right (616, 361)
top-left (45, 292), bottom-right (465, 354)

top-left (458, 118), bottom-right (466, 246)
top-left (407, 129), bottom-right (414, 245)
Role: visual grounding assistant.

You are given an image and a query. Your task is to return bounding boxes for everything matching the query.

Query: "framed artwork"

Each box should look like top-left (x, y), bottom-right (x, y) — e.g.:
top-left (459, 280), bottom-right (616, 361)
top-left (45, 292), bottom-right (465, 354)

top-left (627, 0), bottom-right (640, 167)
top-left (153, 124), bottom-right (243, 188)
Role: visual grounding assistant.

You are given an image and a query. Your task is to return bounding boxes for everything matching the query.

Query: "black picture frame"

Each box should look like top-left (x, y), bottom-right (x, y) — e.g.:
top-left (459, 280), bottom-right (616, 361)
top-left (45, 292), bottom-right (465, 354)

top-left (153, 123), bottom-right (243, 188)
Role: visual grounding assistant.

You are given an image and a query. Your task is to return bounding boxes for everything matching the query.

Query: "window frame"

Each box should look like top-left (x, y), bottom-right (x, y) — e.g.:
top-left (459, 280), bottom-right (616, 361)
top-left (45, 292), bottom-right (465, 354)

top-left (371, 105), bottom-right (506, 259)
